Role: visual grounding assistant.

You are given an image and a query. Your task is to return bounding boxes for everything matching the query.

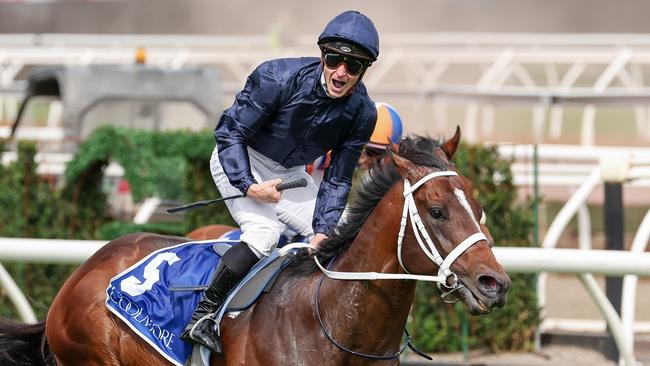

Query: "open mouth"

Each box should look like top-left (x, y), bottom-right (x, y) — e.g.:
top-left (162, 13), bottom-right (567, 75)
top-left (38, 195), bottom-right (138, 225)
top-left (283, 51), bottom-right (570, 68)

top-left (475, 298), bottom-right (490, 313)
top-left (455, 283), bottom-right (492, 315)
top-left (332, 79), bottom-right (346, 89)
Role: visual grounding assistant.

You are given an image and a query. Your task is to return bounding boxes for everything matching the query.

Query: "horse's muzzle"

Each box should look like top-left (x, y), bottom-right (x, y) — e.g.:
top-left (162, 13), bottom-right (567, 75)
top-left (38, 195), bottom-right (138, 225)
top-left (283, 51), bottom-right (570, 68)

top-left (476, 270), bottom-right (510, 308)
top-left (455, 270), bottom-right (510, 315)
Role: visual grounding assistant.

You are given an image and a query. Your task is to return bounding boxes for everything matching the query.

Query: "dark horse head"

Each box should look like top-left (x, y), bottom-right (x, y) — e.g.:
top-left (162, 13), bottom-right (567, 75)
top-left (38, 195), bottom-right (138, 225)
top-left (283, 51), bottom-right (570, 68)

top-left (308, 126), bottom-right (510, 315)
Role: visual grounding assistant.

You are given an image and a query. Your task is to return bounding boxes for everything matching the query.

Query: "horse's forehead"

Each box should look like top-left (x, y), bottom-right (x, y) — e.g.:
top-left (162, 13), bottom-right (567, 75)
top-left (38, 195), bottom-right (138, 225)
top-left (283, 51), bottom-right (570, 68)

top-left (413, 171), bottom-right (457, 198)
top-left (432, 147), bottom-right (449, 165)
top-left (412, 170), bottom-right (476, 204)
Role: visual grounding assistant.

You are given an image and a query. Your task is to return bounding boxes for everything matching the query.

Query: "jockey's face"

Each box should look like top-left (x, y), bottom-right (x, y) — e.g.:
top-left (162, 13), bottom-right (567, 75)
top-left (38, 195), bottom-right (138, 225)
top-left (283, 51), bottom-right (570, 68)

top-left (358, 146), bottom-right (386, 169)
top-left (322, 54), bottom-right (362, 98)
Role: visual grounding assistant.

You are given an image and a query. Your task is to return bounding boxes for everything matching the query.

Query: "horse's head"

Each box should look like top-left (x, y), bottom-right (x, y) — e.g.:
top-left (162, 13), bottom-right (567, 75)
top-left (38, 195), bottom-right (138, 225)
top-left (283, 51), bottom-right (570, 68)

top-left (390, 127), bottom-right (510, 315)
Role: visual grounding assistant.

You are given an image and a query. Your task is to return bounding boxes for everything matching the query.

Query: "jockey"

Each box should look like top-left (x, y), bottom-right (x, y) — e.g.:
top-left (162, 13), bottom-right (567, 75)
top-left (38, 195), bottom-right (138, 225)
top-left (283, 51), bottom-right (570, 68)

top-left (229, 102), bottom-right (402, 245)
top-left (181, 10), bottom-right (380, 354)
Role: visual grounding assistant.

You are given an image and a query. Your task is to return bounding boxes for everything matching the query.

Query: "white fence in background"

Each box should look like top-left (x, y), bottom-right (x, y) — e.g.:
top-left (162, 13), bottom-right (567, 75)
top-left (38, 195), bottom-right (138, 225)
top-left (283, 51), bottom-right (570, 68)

top-left (498, 144), bottom-right (650, 189)
top-left (533, 151), bottom-right (650, 366)
top-left (5, 33), bottom-right (650, 144)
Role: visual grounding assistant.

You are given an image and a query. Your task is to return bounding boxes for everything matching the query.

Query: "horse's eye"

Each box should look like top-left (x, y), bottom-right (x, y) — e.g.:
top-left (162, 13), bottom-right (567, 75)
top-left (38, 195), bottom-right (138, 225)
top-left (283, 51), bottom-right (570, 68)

top-left (480, 210), bottom-right (487, 225)
top-left (429, 207), bottom-right (444, 219)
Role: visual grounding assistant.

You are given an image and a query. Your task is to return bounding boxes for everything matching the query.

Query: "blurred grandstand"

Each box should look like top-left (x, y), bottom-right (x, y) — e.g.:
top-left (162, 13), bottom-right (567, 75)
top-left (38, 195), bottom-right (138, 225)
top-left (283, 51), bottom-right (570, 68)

top-left (3, 32), bottom-right (650, 194)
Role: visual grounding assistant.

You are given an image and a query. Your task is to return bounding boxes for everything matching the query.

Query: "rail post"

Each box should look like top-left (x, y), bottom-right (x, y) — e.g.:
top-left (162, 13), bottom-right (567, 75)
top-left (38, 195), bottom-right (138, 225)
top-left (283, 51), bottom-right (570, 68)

top-left (600, 153), bottom-right (630, 361)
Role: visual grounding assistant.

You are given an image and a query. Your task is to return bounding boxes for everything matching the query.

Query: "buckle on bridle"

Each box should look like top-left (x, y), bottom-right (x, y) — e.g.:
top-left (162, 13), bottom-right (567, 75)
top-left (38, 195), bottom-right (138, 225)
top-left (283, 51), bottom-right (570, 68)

top-left (441, 286), bottom-right (465, 304)
top-left (440, 272), bottom-right (458, 290)
top-left (438, 272), bottom-right (465, 303)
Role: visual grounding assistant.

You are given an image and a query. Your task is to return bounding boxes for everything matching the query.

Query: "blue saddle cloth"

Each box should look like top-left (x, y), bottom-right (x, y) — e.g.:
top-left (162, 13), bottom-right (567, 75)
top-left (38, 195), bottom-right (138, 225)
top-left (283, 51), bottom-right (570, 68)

top-left (105, 237), bottom-right (298, 366)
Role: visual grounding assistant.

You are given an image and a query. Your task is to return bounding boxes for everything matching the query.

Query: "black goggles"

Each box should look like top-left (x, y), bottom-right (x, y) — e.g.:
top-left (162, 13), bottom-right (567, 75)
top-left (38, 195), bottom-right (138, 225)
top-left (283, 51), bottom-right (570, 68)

top-left (322, 52), bottom-right (368, 76)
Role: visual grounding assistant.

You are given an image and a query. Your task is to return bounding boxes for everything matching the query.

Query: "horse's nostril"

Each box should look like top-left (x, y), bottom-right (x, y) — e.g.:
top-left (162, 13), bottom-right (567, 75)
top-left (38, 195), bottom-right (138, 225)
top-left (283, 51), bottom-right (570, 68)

top-left (478, 275), bottom-right (503, 297)
top-left (478, 275), bottom-right (500, 293)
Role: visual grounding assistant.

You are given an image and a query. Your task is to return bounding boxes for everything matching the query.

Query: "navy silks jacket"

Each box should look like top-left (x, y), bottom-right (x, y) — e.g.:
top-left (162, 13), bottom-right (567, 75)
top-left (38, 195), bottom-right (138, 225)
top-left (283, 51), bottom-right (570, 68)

top-left (214, 57), bottom-right (377, 235)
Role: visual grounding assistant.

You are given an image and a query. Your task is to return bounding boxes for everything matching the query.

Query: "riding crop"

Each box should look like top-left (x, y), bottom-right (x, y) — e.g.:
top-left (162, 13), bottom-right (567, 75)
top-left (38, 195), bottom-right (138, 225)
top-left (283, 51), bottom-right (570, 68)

top-left (166, 178), bottom-right (308, 214)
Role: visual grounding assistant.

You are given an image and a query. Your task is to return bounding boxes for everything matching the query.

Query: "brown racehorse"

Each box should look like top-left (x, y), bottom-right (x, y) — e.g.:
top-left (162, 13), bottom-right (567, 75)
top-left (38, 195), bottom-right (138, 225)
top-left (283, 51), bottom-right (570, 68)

top-left (0, 128), bottom-right (510, 366)
top-left (186, 224), bottom-right (236, 241)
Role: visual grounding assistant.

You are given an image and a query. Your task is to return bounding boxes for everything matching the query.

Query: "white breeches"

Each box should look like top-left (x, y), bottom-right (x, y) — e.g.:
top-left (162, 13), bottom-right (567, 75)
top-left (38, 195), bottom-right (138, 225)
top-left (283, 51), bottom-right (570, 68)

top-left (210, 145), bottom-right (318, 258)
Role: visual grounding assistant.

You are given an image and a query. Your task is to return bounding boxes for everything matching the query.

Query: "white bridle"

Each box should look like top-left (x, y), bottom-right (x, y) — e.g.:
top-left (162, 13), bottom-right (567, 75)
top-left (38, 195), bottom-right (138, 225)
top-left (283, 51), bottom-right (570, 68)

top-left (310, 170), bottom-right (487, 295)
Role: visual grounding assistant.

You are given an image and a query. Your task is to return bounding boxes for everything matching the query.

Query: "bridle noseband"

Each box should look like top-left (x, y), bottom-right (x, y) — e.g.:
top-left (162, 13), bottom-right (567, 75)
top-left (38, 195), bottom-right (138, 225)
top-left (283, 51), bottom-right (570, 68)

top-left (397, 171), bottom-right (486, 298)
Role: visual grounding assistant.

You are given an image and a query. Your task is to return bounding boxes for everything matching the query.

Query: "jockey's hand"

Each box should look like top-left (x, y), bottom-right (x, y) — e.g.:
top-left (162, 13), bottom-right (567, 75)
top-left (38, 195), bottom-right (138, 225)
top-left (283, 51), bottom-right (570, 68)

top-left (246, 178), bottom-right (282, 203)
top-left (310, 233), bottom-right (329, 250)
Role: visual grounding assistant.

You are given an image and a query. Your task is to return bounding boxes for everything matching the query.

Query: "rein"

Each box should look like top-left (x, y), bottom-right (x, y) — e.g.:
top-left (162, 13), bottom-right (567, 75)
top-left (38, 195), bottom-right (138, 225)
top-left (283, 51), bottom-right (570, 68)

top-left (315, 260), bottom-right (432, 361)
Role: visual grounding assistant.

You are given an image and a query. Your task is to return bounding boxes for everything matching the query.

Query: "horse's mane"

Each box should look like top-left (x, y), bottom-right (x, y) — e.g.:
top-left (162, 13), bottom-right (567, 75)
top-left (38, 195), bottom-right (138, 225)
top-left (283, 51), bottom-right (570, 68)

top-left (289, 136), bottom-right (449, 275)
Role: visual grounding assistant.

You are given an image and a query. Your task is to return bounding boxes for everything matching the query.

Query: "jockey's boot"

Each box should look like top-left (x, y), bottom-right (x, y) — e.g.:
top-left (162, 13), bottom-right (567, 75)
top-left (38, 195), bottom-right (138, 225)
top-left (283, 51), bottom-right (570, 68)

top-left (180, 242), bottom-right (259, 354)
top-left (179, 261), bottom-right (241, 353)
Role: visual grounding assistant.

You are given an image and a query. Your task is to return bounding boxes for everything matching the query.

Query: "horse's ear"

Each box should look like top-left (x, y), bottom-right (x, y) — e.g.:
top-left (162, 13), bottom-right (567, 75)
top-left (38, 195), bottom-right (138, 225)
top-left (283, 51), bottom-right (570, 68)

top-left (441, 126), bottom-right (461, 160)
top-left (379, 144), bottom-right (399, 165)
top-left (389, 149), bottom-right (421, 180)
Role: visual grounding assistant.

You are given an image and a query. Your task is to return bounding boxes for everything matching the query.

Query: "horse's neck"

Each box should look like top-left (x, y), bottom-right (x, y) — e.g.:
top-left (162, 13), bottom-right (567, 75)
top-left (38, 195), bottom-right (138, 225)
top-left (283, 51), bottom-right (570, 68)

top-left (322, 186), bottom-right (416, 351)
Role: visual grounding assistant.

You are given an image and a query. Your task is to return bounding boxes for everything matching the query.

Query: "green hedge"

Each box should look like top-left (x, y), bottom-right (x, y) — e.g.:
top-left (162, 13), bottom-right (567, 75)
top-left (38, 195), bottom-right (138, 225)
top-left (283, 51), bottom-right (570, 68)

top-left (0, 127), bottom-right (233, 319)
top-left (0, 140), bottom-right (85, 319)
top-left (0, 141), bottom-right (69, 238)
top-left (64, 125), bottom-right (235, 232)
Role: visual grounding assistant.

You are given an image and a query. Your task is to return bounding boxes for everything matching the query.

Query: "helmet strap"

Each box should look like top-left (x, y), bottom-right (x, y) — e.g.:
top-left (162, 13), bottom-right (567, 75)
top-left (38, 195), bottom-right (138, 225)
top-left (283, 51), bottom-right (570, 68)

top-left (357, 67), bottom-right (368, 82)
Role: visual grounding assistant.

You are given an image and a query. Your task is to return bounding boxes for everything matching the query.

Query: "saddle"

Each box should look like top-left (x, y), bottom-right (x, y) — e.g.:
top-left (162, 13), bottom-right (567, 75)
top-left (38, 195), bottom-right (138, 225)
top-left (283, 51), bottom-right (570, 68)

top-left (170, 242), bottom-right (296, 316)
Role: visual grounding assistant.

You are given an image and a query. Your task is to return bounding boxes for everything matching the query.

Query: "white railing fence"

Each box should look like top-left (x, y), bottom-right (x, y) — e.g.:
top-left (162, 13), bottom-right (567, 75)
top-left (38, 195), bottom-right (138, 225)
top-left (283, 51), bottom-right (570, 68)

top-left (6, 33), bottom-right (650, 145)
top-left (535, 151), bottom-right (650, 366)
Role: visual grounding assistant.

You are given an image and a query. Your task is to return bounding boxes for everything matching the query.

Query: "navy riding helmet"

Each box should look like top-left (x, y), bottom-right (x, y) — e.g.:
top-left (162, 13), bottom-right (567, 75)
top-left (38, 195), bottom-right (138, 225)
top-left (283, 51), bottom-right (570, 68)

top-left (318, 10), bottom-right (379, 63)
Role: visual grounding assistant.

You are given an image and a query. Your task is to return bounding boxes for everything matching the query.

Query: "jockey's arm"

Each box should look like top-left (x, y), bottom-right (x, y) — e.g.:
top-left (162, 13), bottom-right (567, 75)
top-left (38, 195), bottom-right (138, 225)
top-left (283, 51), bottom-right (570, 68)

top-left (311, 107), bottom-right (376, 236)
top-left (215, 63), bottom-right (283, 195)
